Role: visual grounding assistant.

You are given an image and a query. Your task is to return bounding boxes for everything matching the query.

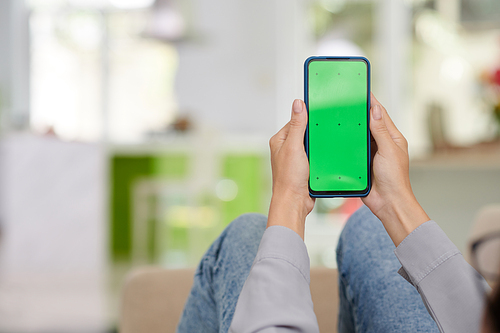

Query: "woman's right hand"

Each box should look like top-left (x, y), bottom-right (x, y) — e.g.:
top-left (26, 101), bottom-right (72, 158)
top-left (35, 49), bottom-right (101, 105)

top-left (362, 94), bottom-right (430, 246)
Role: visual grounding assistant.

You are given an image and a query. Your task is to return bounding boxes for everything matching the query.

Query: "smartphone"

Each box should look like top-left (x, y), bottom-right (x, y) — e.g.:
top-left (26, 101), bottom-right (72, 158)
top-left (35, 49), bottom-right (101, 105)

top-left (304, 56), bottom-right (371, 198)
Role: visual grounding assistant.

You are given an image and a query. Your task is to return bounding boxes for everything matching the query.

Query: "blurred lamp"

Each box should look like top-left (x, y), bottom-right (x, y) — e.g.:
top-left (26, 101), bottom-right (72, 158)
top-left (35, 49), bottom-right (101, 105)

top-left (144, 0), bottom-right (185, 41)
top-left (110, 0), bottom-right (156, 9)
top-left (316, 38), bottom-right (364, 57)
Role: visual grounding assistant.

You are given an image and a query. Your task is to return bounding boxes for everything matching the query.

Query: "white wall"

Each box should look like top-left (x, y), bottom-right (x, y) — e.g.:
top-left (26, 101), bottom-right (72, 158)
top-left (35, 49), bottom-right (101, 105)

top-left (0, 0), bottom-right (12, 128)
top-left (374, 0), bottom-right (412, 141)
top-left (174, 0), bottom-right (416, 145)
top-left (275, 0), bottom-right (314, 131)
top-left (176, 0), bottom-right (311, 137)
top-left (0, 0), bottom-right (30, 130)
top-left (0, 134), bottom-right (107, 332)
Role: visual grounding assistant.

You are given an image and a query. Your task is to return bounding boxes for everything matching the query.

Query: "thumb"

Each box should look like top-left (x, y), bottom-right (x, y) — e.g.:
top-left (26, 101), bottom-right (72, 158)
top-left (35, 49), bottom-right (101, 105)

top-left (288, 99), bottom-right (308, 144)
top-left (370, 104), bottom-right (393, 149)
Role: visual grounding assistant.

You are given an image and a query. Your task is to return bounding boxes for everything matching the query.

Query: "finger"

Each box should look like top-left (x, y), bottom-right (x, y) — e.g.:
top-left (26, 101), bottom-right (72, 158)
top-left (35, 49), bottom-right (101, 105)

top-left (371, 94), bottom-right (405, 141)
top-left (287, 99), bottom-right (308, 146)
top-left (381, 107), bottom-right (408, 150)
top-left (371, 94), bottom-right (408, 150)
top-left (370, 133), bottom-right (378, 162)
top-left (370, 104), bottom-right (394, 150)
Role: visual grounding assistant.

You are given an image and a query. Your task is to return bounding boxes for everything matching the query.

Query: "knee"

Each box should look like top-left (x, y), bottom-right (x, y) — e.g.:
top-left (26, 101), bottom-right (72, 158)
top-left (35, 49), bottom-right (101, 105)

top-left (337, 205), bottom-right (385, 261)
top-left (198, 213), bottom-right (267, 274)
top-left (223, 213), bottom-right (267, 246)
top-left (340, 205), bottom-right (383, 242)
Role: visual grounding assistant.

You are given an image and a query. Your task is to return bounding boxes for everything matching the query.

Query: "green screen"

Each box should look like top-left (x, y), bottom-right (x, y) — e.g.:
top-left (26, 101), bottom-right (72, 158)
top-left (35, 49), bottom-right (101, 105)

top-left (308, 59), bottom-right (368, 193)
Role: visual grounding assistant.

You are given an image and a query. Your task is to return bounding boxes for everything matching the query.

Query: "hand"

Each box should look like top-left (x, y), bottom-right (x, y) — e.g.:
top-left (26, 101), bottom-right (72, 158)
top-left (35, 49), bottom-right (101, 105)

top-left (362, 94), bottom-right (430, 246)
top-left (268, 99), bottom-right (315, 239)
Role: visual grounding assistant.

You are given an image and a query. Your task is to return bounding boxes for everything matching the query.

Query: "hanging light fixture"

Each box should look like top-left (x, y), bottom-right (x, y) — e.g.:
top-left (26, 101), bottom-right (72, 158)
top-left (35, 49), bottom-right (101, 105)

top-left (109, 0), bottom-right (156, 10)
top-left (143, 0), bottom-right (186, 42)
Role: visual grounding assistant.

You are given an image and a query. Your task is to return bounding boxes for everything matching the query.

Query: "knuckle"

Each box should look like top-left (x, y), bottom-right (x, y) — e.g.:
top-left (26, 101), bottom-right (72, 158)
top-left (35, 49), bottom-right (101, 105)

top-left (374, 124), bottom-right (388, 135)
top-left (289, 120), bottom-right (299, 128)
top-left (289, 117), bottom-right (303, 128)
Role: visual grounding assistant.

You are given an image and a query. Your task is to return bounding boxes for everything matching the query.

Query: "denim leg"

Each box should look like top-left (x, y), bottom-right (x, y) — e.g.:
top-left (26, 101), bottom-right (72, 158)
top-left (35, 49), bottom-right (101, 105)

top-left (336, 205), bottom-right (440, 333)
top-left (176, 213), bottom-right (267, 333)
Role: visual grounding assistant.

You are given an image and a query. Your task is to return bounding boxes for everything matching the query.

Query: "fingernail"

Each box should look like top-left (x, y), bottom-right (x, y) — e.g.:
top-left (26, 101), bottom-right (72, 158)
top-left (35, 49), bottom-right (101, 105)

top-left (373, 105), bottom-right (382, 120)
top-left (293, 99), bottom-right (302, 113)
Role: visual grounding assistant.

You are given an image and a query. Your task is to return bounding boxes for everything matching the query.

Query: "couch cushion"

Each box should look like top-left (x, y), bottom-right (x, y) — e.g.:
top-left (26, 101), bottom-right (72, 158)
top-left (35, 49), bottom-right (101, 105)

top-left (120, 267), bottom-right (338, 333)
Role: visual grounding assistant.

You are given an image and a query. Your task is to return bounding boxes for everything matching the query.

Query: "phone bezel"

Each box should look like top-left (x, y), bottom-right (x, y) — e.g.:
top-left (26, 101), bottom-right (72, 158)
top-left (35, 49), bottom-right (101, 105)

top-left (304, 56), bottom-right (372, 198)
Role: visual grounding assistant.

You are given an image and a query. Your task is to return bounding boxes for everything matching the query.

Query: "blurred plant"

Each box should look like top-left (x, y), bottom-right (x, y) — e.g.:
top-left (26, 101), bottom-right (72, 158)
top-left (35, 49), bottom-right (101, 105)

top-left (479, 65), bottom-right (500, 129)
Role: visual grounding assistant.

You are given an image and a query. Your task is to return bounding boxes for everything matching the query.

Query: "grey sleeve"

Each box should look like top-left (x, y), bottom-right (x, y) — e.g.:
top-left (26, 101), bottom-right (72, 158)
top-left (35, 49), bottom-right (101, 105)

top-left (395, 220), bottom-right (487, 333)
top-left (229, 225), bottom-right (319, 333)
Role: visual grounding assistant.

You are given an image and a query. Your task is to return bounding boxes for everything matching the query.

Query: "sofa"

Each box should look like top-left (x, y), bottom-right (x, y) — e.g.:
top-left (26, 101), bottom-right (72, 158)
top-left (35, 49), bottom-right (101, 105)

top-left (119, 205), bottom-right (500, 332)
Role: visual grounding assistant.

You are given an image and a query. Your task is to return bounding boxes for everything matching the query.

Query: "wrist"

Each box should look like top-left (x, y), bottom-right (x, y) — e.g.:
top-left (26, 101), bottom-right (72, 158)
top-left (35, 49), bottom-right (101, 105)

top-left (376, 192), bottom-right (430, 246)
top-left (268, 192), bottom-right (310, 240)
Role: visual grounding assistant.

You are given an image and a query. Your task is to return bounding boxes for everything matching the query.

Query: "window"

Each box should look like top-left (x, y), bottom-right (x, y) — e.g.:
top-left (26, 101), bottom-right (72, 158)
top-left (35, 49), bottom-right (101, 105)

top-left (29, 0), bottom-right (179, 142)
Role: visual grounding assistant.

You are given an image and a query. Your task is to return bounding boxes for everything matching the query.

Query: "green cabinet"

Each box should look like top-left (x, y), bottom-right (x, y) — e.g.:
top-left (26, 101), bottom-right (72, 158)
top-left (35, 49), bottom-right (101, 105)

top-left (109, 151), bottom-right (270, 266)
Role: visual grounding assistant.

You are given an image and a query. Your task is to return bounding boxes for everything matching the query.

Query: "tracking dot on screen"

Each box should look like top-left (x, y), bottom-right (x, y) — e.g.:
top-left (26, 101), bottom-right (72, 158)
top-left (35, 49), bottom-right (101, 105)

top-left (358, 123), bottom-right (361, 126)
top-left (338, 123), bottom-right (341, 126)
top-left (339, 177), bottom-right (341, 179)
top-left (358, 73), bottom-right (360, 75)
top-left (316, 123), bottom-right (318, 126)
top-left (359, 177), bottom-right (362, 179)
top-left (317, 177), bottom-right (319, 179)
top-left (316, 73), bottom-right (318, 75)
top-left (338, 73), bottom-right (340, 75)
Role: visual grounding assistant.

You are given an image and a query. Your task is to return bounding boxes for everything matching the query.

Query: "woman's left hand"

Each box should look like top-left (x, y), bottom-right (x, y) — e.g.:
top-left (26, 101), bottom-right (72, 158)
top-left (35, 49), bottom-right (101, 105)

top-left (268, 99), bottom-right (315, 239)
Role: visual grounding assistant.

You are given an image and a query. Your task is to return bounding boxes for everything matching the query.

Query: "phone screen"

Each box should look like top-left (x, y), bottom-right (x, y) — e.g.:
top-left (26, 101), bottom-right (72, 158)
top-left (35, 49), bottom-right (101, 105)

top-left (306, 57), bottom-right (370, 196)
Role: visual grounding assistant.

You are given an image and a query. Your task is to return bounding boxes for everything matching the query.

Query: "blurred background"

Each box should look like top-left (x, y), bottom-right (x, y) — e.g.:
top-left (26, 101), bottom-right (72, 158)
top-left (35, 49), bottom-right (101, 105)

top-left (0, 0), bottom-right (499, 331)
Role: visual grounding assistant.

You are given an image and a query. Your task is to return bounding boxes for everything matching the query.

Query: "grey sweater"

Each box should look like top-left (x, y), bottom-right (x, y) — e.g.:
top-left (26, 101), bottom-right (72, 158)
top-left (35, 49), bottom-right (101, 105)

top-left (229, 220), bottom-right (486, 332)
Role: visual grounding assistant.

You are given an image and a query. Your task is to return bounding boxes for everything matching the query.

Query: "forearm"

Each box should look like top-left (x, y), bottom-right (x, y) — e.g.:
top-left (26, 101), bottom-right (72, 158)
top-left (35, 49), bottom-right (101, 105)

top-left (395, 220), bottom-right (486, 333)
top-left (267, 98), bottom-right (314, 241)
top-left (229, 226), bottom-right (319, 332)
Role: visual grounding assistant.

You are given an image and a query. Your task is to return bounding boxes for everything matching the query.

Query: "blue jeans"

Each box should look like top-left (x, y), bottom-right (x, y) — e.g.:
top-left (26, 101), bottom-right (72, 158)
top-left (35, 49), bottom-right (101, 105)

top-left (177, 207), bottom-right (439, 332)
top-left (336, 206), bottom-right (439, 333)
